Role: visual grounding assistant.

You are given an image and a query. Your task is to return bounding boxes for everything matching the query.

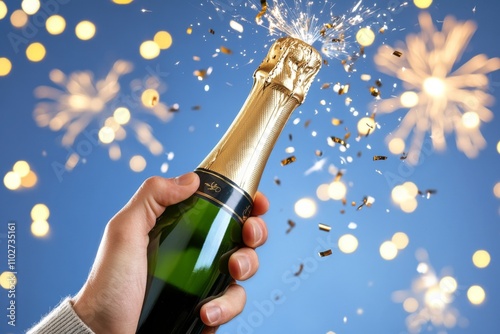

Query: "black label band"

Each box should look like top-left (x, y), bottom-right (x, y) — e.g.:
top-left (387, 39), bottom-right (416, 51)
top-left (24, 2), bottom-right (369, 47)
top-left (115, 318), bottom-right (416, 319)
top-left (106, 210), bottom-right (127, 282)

top-left (194, 168), bottom-right (253, 224)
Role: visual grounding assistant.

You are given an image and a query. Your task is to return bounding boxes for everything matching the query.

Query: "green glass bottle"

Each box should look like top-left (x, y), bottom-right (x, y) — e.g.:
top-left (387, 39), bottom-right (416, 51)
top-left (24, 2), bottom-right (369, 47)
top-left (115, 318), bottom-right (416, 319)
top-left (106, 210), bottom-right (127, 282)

top-left (137, 37), bottom-right (322, 333)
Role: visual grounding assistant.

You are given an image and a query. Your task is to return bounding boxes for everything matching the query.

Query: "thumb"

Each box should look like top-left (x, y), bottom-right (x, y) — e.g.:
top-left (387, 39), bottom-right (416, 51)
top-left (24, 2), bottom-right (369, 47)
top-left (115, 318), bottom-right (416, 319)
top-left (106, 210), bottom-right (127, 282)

top-left (111, 172), bottom-right (200, 235)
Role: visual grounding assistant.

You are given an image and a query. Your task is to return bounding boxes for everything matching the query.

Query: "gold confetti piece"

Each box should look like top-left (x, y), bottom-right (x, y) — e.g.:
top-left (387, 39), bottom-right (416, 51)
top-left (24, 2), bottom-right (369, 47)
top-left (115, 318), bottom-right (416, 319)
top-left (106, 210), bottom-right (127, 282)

top-left (169, 105), bottom-right (180, 112)
top-left (351, 201), bottom-right (356, 207)
top-left (340, 209), bottom-right (345, 214)
top-left (370, 86), bottom-right (380, 97)
top-left (274, 177), bottom-right (281, 185)
top-left (186, 27), bottom-right (193, 34)
top-left (321, 83), bottom-right (331, 89)
top-left (323, 59), bottom-right (329, 66)
top-left (341, 198), bottom-right (347, 206)
top-left (209, 28), bottom-right (215, 34)
top-left (319, 249), bottom-right (333, 257)
top-left (220, 46), bottom-right (232, 54)
top-left (373, 155), bottom-right (388, 161)
top-left (375, 79), bottom-right (382, 87)
top-left (281, 156), bottom-right (296, 166)
top-left (191, 105), bottom-right (201, 111)
top-left (392, 50), bottom-right (403, 57)
top-left (331, 136), bottom-right (346, 146)
top-left (344, 132), bottom-right (351, 141)
top-left (338, 84), bottom-right (350, 95)
top-left (288, 133), bottom-right (293, 141)
top-left (194, 69), bottom-right (208, 79)
top-left (332, 118), bottom-right (343, 126)
top-left (418, 189), bottom-right (437, 199)
top-left (304, 119), bottom-right (311, 128)
top-left (334, 171), bottom-right (343, 182)
top-left (255, 0), bottom-right (267, 24)
top-left (315, 150), bottom-right (323, 157)
top-left (293, 263), bottom-right (304, 276)
top-left (286, 219), bottom-right (296, 234)
top-left (319, 223), bottom-right (331, 232)
top-left (400, 152), bottom-right (408, 160)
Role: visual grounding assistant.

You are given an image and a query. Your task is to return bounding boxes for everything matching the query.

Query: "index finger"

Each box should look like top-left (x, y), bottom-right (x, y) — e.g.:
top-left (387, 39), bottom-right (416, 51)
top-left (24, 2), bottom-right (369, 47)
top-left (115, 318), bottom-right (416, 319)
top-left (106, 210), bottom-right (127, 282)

top-left (251, 191), bottom-right (269, 216)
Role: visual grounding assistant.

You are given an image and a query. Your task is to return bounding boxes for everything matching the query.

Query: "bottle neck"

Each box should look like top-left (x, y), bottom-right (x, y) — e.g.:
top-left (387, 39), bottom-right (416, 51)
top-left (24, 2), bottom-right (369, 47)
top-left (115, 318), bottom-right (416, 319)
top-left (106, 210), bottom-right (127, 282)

top-left (197, 77), bottom-right (301, 199)
top-left (197, 37), bottom-right (322, 200)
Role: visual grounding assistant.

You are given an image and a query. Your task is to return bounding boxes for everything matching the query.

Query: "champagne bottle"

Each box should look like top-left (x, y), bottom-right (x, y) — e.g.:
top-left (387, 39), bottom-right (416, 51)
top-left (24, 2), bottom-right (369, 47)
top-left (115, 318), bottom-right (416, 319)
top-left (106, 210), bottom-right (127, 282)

top-left (137, 37), bottom-right (322, 333)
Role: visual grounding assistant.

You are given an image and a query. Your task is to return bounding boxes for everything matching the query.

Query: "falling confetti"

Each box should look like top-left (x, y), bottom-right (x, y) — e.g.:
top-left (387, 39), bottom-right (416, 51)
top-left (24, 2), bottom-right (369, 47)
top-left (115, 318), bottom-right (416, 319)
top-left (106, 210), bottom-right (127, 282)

top-left (375, 12), bottom-right (500, 162)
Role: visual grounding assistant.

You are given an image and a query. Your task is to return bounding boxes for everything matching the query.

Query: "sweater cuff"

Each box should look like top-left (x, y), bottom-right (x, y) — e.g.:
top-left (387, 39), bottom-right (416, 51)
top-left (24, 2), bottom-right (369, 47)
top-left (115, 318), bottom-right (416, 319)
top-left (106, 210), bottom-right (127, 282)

top-left (27, 297), bottom-right (95, 334)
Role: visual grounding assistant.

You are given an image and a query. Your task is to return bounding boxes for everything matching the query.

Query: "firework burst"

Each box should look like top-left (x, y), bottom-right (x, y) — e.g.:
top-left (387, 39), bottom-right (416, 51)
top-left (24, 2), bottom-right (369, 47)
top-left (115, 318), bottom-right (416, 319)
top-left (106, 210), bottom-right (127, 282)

top-left (33, 61), bottom-right (173, 168)
top-left (375, 12), bottom-right (500, 162)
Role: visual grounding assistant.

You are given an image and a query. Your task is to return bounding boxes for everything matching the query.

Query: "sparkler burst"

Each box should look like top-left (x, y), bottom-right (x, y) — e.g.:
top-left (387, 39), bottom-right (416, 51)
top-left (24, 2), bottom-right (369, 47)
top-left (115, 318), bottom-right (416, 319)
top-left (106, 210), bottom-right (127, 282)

top-left (392, 249), bottom-right (462, 333)
top-left (254, 0), bottom-right (375, 60)
top-left (33, 60), bottom-right (174, 167)
top-left (375, 12), bottom-right (500, 162)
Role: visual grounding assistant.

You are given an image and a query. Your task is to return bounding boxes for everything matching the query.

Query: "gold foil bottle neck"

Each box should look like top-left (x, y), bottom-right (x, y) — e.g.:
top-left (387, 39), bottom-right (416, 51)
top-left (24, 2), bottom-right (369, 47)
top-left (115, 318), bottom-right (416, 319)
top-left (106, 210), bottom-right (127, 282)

top-left (198, 37), bottom-right (322, 199)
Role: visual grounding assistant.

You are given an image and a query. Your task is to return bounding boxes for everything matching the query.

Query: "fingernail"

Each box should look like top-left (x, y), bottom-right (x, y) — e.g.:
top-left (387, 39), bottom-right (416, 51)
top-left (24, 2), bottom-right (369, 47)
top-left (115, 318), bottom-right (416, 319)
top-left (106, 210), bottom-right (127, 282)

top-left (238, 255), bottom-right (251, 277)
top-left (205, 306), bottom-right (221, 324)
top-left (252, 223), bottom-right (262, 244)
top-left (174, 172), bottom-right (196, 186)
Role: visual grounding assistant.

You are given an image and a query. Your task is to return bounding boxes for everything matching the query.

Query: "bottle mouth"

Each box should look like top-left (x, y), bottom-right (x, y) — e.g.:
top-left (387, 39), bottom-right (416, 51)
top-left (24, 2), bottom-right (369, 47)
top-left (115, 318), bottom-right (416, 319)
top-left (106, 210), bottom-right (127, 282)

top-left (254, 37), bottom-right (323, 104)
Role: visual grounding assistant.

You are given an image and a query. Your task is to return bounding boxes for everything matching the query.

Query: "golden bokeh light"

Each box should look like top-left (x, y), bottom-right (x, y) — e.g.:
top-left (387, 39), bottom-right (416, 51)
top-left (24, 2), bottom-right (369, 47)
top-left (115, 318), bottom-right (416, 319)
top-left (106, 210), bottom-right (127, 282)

top-left (357, 117), bottom-right (376, 136)
top-left (403, 182), bottom-right (419, 197)
top-left (98, 126), bottom-right (115, 144)
top-left (21, 0), bottom-right (40, 15)
top-left (141, 88), bottom-right (159, 108)
top-left (130, 155), bottom-right (147, 172)
top-left (328, 181), bottom-right (347, 200)
top-left (31, 220), bottom-right (50, 238)
top-left (472, 250), bottom-right (491, 269)
top-left (294, 197), bottom-right (317, 218)
top-left (75, 20), bottom-right (96, 40)
top-left (21, 170), bottom-right (37, 188)
top-left (3, 171), bottom-right (21, 190)
top-left (31, 203), bottom-right (50, 221)
top-left (13, 160), bottom-right (30, 177)
top-left (423, 77), bottom-right (445, 97)
top-left (388, 137), bottom-right (405, 155)
top-left (0, 57), bottom-right (11, 76)
top-left (109, 144), bottom-right (121, 160)
top-left (467, 285), bottom-right (486, 305)
top-left (462, 111), bottom-right (480, 129)
top-left (403, 297), bottom-right (419, 313)
top-left (10, 9), bottom-right (28, 28)
top-left (154, 31), bottom-right (173, 50)
top-left (46, 15), bottom-right (66, 35)
top-left (26, 42), bottom-right (46, 62)
top-left (400, 197), bottom-right (418, 213)
top-left (439, 276), bottom-right (458, 294)
top-left (316, 183), bottom-right (330, 201)
top-left (139, 40), bottom-right (160, 59)
top-left (338, 234), bottom-right (358, 254)
top-left (497, 141), bottom-right (500, 154)
top-left (391, 185), bottom-right (411, 204)
top-left (380, 241), bottom-right (398, 260)
top-left (400, 91), bottom-right (419, 108)
top-left (494, 182), bottom-right (500, 198)
top-left (0, 1), bottom-right (7, 20)
top-left (424, 286), bottom-right (447, 309)
top-left (112, 0), bottom-right (133, 3)
top-left (392, 232), bottom-right (409, 250)
top-left (356, 27), bottom-right (375, 47)
top-left (414, 0), bottom-right (433, 9)
top-left (113, 107), bottom-right (131, 125)
top-left (0, 271), bottom-right (16, 290)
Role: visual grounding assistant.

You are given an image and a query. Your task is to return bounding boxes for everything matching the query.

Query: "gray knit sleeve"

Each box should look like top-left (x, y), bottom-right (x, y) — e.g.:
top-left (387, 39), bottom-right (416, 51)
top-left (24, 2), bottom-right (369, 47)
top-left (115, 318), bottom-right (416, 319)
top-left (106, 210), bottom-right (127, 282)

top-left (26, 297), bottom-right (95, 334)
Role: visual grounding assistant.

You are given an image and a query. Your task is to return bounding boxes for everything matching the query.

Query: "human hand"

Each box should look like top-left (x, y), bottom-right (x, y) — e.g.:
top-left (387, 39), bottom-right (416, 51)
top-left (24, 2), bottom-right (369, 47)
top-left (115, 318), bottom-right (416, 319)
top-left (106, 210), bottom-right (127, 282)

top-left (71, 172), bottom-right (269, 334)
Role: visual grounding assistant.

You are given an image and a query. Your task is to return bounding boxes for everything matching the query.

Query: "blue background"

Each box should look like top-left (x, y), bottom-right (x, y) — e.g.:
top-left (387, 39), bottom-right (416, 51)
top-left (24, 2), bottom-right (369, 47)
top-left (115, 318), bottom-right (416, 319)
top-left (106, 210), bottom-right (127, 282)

top-left (0, 0), bottom-right (499, 333)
